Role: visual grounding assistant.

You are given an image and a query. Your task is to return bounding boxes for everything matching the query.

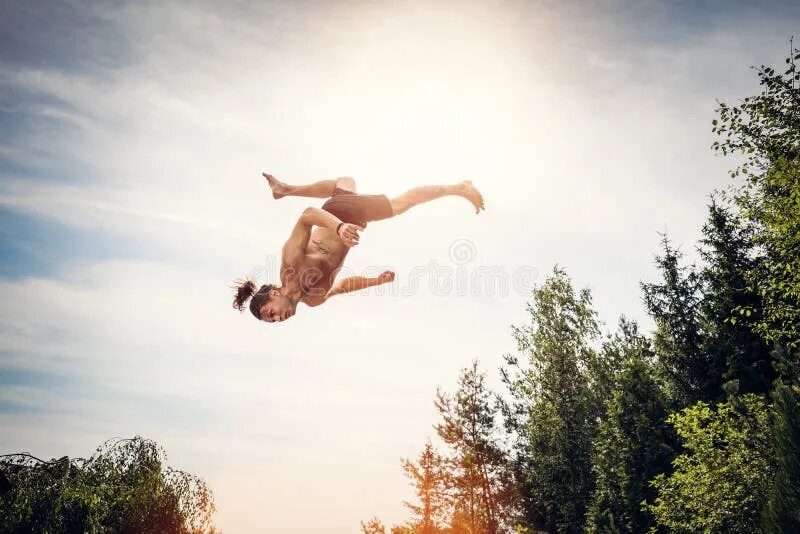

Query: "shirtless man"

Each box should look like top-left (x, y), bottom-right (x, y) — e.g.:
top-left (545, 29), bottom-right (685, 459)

top-left (232, 173), bottom-right (485, 323)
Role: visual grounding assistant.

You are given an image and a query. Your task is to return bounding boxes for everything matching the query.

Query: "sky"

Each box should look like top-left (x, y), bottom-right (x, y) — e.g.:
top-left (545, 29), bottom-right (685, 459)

top-left (1, 0), bottom-right (798, 531)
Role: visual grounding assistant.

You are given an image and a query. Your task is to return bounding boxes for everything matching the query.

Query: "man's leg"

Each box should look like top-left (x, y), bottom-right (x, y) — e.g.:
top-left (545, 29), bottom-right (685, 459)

top-left (390, 181), bottom-right (484, 216)
top-left (263, 173), bottom-right (356, 199)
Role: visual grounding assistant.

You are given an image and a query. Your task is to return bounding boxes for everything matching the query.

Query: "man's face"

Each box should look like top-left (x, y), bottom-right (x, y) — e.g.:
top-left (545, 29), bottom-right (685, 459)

top-left (259, 290), bottom-right (295, 323)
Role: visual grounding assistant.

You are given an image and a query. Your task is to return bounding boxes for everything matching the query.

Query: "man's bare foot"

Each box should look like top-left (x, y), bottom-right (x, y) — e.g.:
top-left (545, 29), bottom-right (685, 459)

top-left (458, 181), bottom-right (485, 214)
top-left (262, 173), bottom-right (290, 199)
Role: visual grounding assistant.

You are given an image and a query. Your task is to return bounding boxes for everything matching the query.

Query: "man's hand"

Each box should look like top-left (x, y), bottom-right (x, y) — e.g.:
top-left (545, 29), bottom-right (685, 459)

top-left (378, 270), bottom-right (395, 284)
top-left (337, 223), bottom-right (363, 247)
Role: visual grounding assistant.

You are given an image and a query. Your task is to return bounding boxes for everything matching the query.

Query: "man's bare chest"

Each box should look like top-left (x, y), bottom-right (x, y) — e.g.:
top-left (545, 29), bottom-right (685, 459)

top-left (283, 254), bottom-right (343, 296)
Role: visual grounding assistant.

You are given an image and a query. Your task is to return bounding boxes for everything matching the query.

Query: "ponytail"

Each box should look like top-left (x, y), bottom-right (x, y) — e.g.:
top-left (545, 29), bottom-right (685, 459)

top-left (232, 278), bottom-right (257, 312)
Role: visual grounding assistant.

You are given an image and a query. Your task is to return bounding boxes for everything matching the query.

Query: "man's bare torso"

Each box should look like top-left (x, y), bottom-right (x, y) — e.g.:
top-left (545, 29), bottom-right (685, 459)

top-left (280, 227), bottom-right (348, 305)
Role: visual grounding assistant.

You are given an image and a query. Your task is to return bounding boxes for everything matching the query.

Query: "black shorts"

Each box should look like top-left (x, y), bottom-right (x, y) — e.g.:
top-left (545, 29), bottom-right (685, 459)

top-left (321, 188), bottom-right (394, 228)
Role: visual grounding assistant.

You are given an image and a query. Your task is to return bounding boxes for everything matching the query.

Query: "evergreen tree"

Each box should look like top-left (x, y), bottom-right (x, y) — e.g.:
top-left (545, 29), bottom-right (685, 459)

top-left (763, 382), bottom-right (800, 532)
top-left (400, 440), bottom-right (449, 534)
top-left (502, 267), bottom-right (599, 533)
top-left (641, 236), bottom-right (711, 404)
top-left (361, 517), bottom-right (387, 534)
top-left (697, 201), bottom-right (774, 394)
top-left (436, 361), bottom-right (517, 534)
top-left (643, 204), bottom-right (776, 403)
top-left (585, 327), bottom-right (674, 534)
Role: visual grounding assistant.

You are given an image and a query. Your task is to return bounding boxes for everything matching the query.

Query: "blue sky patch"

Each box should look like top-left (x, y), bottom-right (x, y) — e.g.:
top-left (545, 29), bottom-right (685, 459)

top-left (0, 208), bottom-right (128, 279)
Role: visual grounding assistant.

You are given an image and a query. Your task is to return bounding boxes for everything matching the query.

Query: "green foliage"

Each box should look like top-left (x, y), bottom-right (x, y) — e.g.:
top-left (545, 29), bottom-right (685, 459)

top-left (368, 44), bottom-right (800, 534)
top-left (647, 395), bottom-right (773, 533)
top-left (0, 436), bottom-right (215, 534)
top-left (713, 42), bottom-right (800, 353)
top-left (503, 267), bottom-right (599, 533)
top-left (585, 328), bottom-right (674, 534)
top-left (585, 319), bottom-right (643, 420)
top-left (697, 202), bottom-right (774, 394)
top-left (642, 201), bottom-right (777, 404)
top-left (641, 237), bottom-right (709, 404)
top-left (763, 382), bottom-right (800, 532)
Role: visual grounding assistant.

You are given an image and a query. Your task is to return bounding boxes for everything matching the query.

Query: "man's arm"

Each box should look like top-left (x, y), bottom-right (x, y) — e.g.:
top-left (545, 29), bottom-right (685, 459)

top-left (283, 207), bottom-right (362, 262)
top-left (321, 271), bottom-right (395, 302)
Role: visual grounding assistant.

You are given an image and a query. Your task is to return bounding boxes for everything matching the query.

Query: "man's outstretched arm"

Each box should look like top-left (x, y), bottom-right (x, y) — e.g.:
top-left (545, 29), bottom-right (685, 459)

top-left (316, 271), bottom-right (395, 304)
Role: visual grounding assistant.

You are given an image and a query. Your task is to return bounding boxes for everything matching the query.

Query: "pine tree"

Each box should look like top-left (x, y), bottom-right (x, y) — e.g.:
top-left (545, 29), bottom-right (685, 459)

top-left (641, 236), bottom-right (710, 404)
top-left (435, 361), bottom-right (516, 534)
top-left (643, 205), bottom-right (777, 404)
top-left (698, 201), bottom-right (773, 395)
top-left (361, 517), bottom-right (387, 534)
top-left (502, 267), bottom-right (599, 533)
top-left (400, 440), bottom-right (449, 534)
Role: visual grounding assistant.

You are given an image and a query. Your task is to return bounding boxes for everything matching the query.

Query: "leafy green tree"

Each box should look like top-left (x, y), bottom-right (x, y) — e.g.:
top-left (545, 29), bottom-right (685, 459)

top-left (763, 382), bottom-right (800, 532)
top-left (712, 42), bottom-right (800, 354)
top-left (399, 440), bottom-right (449, 534)
top-left (436, 360), bottom-right (517, 534)
top-left (502, 267), bottom-right (599, 533)
top-left (584, 318), bottom-right (640, 423)
top-left (585, 327), bottom-right (674, 534)
top-left (0, 436), bottom-right (215, 534)
top-left (647, 395), bottom-right (773, 533)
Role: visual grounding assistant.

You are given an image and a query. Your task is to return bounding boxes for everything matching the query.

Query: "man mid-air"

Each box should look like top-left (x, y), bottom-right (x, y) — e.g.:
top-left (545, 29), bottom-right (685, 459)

top-left (232, 173), bottom-right (485, 323)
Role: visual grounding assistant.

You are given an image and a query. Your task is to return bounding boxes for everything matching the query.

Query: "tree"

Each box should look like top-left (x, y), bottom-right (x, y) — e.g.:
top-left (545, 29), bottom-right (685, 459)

top-left (642, 203), bottom-right (778, 404)
top-left (763, 382), bottom-right (800, 532)
top-left (713, 41), bottom-right (800, 355)
top-left (647, 395), bottom-right (773, 533)
top-left (585, 328), bottom-right (674, 534)
top-left (400, 440), bottom-right (449, 534)
top-left (641, 236), bottom-right (711, 404)
top-left (502, 267), bottom-right (599, 533)
top-left (361, 517), bottom-right (388, 534)
top-left (436, 360), bottom-right (517, 534)
top-left (584, 318), bottom-right (640, 423)
top-left (0, 436), bottom-right (215, 534)
top-left (697, 201), bottom-right (774, 395)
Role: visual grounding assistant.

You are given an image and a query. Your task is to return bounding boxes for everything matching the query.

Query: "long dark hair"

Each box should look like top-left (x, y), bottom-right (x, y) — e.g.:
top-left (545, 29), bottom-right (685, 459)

top-left (231, 278), bottom-right (276, 319)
